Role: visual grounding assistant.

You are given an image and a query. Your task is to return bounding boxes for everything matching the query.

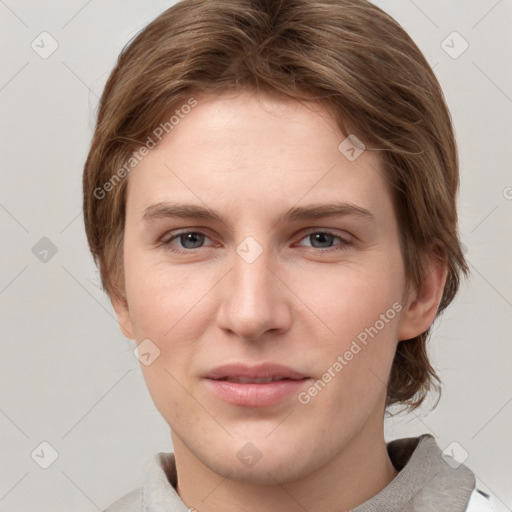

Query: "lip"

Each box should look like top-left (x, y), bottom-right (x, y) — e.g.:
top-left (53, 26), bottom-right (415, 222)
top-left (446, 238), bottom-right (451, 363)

top-left (203, 363), bottom-right (308, 381)
top-left (202, 363), bottom-right (310, 407)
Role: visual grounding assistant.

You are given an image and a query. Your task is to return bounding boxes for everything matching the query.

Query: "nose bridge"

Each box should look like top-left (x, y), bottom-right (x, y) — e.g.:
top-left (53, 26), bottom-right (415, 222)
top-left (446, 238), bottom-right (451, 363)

top-left (233, 241), bottom-right (273, 302)
top-left (217, 236), bottom-right (289, 340)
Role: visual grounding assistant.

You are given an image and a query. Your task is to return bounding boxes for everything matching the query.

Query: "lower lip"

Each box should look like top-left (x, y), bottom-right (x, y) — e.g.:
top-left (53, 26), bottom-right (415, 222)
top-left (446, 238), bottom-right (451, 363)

top-left (203, 378), bottom-right (310, 407)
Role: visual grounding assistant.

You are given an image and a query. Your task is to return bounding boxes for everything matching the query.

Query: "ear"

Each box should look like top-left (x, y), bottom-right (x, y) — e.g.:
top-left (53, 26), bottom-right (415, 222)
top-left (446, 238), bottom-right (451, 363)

top-left (398, 254), bottom-right (448, 341)
top-left (111, 291), bottom-right (135, 340)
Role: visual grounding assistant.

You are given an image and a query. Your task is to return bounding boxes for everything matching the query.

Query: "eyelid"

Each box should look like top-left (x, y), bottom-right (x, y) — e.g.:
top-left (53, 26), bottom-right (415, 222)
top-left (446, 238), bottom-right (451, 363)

top-left (294, 229), bottom-right (354, 250)
top-left (298, 227), bottom-right (353, 242)
top-left (160, 228), bottom-right (217, 246)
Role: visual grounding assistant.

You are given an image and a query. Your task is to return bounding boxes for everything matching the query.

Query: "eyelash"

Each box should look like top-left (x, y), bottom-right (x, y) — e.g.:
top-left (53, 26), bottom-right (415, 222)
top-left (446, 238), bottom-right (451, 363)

top-left (159, 229), bottom-right (354, 255)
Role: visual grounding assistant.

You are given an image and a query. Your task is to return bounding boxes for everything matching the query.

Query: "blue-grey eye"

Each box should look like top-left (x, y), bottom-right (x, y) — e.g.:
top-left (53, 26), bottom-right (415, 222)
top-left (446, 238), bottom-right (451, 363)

top-left (308, 232), bottom-right (336, 249)
top-left (179, 232), bottom-right (205, 249)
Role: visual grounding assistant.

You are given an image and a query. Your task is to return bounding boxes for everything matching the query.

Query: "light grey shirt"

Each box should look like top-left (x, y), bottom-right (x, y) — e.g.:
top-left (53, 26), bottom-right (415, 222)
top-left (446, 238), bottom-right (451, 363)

top-left (104, 434), bottom-right (492, 511)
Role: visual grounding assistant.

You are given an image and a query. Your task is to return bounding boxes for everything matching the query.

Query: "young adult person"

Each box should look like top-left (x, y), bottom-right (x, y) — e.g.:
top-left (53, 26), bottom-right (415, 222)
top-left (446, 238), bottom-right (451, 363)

top-left (83, 1), bottom-right (493, 510)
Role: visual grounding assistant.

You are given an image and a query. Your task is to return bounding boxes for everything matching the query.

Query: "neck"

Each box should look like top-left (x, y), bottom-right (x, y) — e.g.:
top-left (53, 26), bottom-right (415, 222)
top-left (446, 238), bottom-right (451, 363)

top-left (172, 414), bottom-right (398, 512)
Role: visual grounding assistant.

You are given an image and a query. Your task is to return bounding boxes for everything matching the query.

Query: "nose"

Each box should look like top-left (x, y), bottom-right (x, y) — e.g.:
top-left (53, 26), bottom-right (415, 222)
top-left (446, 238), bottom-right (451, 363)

top-left (215, 243), bottom-right (293, 342)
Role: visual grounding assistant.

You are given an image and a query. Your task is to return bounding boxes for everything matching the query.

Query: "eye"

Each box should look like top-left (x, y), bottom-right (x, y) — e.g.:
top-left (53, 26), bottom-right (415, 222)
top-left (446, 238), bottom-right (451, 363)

top-left (297, 230), bottom-right (353, 251)
top-left (159, 229), bottom-right (353, 255)
top-left (160, 230), bottom-right (213, 253)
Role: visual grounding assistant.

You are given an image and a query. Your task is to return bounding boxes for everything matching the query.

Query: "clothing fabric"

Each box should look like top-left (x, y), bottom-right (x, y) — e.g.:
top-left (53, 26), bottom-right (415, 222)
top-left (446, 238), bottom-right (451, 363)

top-left (103, 434), bottom-right (493, 511)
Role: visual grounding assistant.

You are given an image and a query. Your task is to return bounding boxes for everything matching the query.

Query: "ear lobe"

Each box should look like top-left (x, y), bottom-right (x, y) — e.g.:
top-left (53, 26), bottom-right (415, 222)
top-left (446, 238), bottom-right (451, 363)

top-left (398, 256), bottom-right (448, 341)
top-left (111, 292), bottom-right (135, 340)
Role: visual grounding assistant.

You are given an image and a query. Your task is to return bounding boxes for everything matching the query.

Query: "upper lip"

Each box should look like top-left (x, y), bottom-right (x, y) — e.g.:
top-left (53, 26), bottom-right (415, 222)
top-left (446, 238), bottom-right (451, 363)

top-left (203, 363), bottom-right (308, 380)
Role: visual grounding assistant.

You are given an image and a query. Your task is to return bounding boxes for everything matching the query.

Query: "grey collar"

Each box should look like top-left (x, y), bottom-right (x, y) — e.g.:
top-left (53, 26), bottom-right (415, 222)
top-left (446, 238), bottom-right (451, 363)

top-left (143, 451), bottom-right (188, 511)
top-left (351, 434), bottom-right (475, 511)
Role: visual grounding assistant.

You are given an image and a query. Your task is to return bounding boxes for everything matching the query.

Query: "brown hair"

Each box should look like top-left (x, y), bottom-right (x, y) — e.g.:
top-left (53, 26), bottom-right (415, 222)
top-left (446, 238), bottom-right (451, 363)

top-left (82, 0), bottom-right (469, 410)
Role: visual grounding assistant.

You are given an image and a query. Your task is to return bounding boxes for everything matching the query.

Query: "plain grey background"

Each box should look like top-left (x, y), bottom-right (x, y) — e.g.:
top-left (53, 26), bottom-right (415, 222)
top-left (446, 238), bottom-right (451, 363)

top-left (1, 1), bottom-right (511, 511)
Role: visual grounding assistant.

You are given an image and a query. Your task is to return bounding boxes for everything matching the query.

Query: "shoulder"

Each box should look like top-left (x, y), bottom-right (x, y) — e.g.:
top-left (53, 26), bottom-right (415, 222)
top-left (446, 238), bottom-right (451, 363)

top-left (465, 488), bottom-right (494, 511)
top-left (102, 487), bottom-right (143, 512)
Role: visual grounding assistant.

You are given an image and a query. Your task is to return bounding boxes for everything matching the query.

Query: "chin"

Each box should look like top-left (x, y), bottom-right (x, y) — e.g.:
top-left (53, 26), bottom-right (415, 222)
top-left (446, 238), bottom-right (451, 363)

top-left (209, 449), bottom-right (313, 485)
top-left (196, 431), bottom-right (328, 485)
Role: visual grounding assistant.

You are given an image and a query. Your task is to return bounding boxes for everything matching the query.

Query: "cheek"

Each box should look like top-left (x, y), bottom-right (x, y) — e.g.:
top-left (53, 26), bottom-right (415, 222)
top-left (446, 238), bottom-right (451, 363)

top-left (123, 258), bottom-right (208, 413)
top-left (124, 241), bottom-right (405, 343)
top-left (293, 254), bottom-right (404, 403)
top-left (124, 253), bottom-right (206, 340)
top-left (294, 254), bottom-right (405, 340)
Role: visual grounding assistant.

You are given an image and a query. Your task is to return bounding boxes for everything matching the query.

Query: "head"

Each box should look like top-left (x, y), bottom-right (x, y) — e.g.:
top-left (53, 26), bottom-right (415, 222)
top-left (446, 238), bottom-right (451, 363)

top-left (83, 0), bottom-right (468, 484)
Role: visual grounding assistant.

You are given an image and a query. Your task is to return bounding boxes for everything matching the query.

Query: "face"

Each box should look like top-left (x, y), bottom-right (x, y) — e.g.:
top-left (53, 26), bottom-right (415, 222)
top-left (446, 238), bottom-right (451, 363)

top-left (115, 91), bottom-right (417, 484)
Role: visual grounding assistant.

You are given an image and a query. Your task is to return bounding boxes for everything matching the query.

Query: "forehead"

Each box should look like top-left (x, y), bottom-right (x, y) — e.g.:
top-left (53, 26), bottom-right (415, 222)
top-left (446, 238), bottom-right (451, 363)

top-left (125, 91), bottom-right (391, 221)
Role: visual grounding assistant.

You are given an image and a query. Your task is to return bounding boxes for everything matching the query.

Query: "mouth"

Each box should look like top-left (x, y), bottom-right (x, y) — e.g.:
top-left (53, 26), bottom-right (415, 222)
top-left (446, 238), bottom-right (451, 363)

top-left (203, 362), bottom-right (308, 380)
top-left (216, 376), bottom-right (302, 383)
top-left (202, 363), bottom-right (310, 407)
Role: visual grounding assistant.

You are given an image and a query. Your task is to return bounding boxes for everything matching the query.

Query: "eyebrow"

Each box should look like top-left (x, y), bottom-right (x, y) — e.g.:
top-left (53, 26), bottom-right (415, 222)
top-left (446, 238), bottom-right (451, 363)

top-left (142, 201), bottom-right (374, 225)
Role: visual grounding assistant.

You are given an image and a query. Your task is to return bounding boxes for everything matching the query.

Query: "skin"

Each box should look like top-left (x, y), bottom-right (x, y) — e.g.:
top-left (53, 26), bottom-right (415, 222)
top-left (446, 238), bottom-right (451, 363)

top-left (112, 91), bottom-right (446, 512)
